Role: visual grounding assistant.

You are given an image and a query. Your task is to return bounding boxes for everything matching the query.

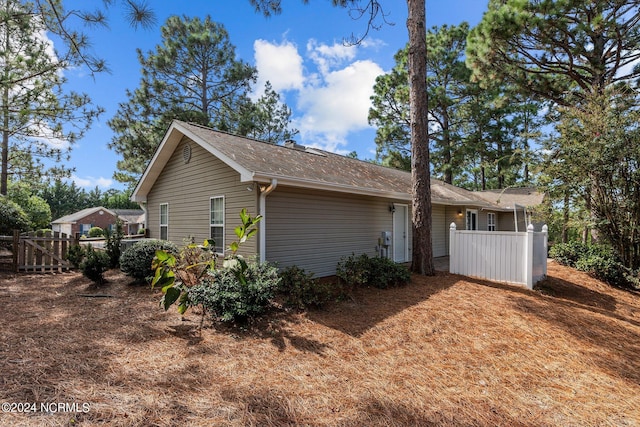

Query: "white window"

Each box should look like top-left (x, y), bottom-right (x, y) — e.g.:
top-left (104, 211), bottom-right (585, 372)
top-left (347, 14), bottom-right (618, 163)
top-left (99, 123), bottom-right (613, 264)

top-left (159, 203), bottom-right (168, 240)
top-left (210, 196), bottom-right (224, 253)
top-left (466, 209), bottom-right (478, 230)
top-left (487, 212), bottom-right (496, 231)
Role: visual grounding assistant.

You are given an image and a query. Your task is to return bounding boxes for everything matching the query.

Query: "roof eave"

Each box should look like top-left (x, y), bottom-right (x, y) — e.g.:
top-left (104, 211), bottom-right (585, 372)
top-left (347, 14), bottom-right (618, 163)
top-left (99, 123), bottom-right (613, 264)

top-left (251, 173), bottom-right (411, 201)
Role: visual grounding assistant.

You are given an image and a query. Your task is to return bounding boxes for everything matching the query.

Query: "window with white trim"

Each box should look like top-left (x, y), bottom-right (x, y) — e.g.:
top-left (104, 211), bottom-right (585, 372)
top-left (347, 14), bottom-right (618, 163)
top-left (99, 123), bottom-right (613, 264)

top-left (210, 196), bottom-right (224, 253)
top-left (487, 212), bottom-right (496, 231)
top-left (159, 203), bottom-right (168, 240)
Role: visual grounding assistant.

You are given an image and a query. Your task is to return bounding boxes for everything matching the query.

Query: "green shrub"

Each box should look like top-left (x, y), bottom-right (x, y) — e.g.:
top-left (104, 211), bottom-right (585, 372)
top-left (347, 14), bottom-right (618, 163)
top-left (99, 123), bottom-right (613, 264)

top-left (151, 240), bottom-right (218, 314)
top-left (279, 265), bottom-right (335, 309)
top-left (80, 246), bottom-right (110, 284)
top-left (575, 244), bottom-right (628, 287)
top-left (104, 221), bottom-right (124, 268)
top-left (0, 196), bottom-right (29, 234)
top-left (337, 253), bottom-right (410, 289)
top-left (190, 260), bottom-right (280, 323)
top-left (548, 241), bottom-right (589, 267)
top-left (336, 253), bottom-right (369, 288)
top-left (550, 241), bottom-right (638, 289)
top-left (367, 256), bottom-right (411, 288)
top-left (25, 195), bottom-right (51, 231)
top-left (88, 227), bottom-right (104, 238)
top-left (66, 244), bottom-right (86, 268)
top-left (120, 239), bottom-right (179, 283)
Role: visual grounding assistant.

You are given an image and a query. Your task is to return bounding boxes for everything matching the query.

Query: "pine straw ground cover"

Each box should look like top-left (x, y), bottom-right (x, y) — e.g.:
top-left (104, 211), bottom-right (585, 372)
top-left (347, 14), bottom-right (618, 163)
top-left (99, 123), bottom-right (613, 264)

top-left (0, 261), bottom-right (638, 427)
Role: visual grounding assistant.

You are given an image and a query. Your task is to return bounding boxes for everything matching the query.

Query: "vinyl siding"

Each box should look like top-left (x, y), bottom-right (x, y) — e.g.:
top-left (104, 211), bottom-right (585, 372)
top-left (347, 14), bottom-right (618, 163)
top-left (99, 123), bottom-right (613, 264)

top-left (498, 212), bottom-right (517, 231)
top-left (265, 187), bottom-right (398, 277)
top-left (431, 204), bottom-right (447, 257)
top-left (444, 206), bottom-right (463, 254)
top-left (146, 137), bottom-right (258, 256)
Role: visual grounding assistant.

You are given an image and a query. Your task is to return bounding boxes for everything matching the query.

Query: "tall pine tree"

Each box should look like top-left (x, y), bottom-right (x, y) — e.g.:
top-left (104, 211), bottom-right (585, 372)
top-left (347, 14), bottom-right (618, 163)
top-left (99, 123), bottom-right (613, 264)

top-left (0, 0), bottom-right (101, 195)
top-left (108, 15), bottom-right (257, 186)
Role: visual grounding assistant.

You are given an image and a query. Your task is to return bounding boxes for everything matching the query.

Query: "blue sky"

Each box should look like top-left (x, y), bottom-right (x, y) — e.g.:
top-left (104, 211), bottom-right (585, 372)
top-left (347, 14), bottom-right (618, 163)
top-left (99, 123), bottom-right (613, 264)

top-left (59, 1), bottom-right (489, 191)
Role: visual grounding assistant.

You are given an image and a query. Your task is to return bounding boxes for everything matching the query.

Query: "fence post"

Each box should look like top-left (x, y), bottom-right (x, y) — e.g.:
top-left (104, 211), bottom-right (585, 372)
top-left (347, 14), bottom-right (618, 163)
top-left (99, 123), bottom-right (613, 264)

top-left (449, 222), bottom-right (457, 274)
top-left (525, 224), bottom-right (534, 289)
top-left (542, 224), bottom-right (548, 278)
top-left (12, 230), bottom-right (19, 272)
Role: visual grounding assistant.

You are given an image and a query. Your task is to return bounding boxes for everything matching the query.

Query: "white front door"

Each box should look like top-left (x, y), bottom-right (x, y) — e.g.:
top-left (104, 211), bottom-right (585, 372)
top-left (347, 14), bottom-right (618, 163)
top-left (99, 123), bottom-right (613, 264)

top-left (393, 204), bottom-right (408, 262)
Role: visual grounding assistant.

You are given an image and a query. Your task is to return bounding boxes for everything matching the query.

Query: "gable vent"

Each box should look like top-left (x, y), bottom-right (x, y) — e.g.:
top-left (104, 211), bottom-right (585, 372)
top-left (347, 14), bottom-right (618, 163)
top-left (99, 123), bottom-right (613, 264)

top-left (183, 143), bottom-right (192, 164)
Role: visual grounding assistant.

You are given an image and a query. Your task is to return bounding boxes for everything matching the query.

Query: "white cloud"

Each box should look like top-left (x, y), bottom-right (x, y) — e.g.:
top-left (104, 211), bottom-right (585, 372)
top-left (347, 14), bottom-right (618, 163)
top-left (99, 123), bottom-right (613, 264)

top-left (295, 60), bottom-right (384, 150)
top-left (307, 39), bottom-right (357, 75)
top-left (32, 134), bottom-right (71, 151)
top-left (253, 39), bottom-right (304, 95)
top-left (36, 28), bottom-right (57, 65)
top-left (70, 174), bottom-right (113, 189)
top-left (253, 37), bottom-right (384, 154)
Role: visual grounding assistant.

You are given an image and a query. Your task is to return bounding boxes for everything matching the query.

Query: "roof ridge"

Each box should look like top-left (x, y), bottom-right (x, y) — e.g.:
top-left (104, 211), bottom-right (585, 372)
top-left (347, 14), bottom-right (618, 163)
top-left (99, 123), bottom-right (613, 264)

top-left (178, 120), bottom-right (298, 148)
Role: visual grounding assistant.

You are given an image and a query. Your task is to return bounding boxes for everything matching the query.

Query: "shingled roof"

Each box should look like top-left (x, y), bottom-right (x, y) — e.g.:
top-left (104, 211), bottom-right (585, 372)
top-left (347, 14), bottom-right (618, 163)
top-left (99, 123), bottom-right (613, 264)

top-left (474, 187), bottom-right (545, 209)
top-left (52, 207), bottom-right (145, 225)
top-left (132, 120), bottom-right (508, 209)
top-left (52, 207), bottom-right (116, 224)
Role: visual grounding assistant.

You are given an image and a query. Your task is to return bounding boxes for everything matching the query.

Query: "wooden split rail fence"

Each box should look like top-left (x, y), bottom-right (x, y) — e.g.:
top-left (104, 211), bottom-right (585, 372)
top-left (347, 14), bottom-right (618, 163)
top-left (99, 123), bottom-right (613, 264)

top-left (0, 230), bottom-right (78, 273)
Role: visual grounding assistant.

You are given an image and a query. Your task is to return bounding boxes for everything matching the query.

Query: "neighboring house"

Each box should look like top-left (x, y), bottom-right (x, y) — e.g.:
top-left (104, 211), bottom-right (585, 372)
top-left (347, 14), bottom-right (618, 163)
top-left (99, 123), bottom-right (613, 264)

top-left (112, 209), bottom-right (146, 235)
top-left (51, 207), bottom-right (145, 237)
top-left (132, 120), bottom-right (541, 277)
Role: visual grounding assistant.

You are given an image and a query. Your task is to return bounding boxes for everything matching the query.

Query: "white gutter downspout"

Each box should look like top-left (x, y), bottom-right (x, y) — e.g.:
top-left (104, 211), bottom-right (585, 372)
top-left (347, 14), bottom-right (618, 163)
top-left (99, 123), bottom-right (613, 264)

top-left (139, 202), bottom-right (148, 236)
top-left (513, 204), bottom-right (518, 232)
top-left (259, 179), bottom-right (277, 262)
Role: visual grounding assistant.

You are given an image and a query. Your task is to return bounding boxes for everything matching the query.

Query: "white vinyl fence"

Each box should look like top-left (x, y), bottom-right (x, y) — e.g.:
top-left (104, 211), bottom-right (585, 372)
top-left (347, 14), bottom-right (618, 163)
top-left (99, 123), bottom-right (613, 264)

top-left (449, 223), bottom-right (548, 289)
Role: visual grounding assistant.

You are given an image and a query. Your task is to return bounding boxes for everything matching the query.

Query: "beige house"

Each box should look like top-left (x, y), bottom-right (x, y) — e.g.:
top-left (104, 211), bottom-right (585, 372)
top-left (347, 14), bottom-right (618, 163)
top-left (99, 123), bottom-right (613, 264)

top-left (131, 120), bottom-right (540, 277)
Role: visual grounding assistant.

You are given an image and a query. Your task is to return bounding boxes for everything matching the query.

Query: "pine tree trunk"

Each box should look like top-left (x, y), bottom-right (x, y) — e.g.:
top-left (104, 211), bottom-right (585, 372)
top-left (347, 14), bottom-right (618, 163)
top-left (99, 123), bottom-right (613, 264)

top-left (442, 108), bottom-right (452, 184)
top-left (407, 0), bottom-right (434, 276)
top-left (1, 8), bottom-right (9, 196)
top-left (562, 189), bottom-right (569, 243)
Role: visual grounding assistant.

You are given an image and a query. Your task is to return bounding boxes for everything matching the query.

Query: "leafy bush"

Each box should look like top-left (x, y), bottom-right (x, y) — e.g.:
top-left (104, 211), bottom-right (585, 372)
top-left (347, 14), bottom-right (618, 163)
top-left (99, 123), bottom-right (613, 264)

top-left (88, 227), bottom-right (104, 237)
top-left (152, 208), bottom-right (262, 316)
top-left (336, 253), bottom-right (369, 288)
top-left (0, 196), bottom-right (29, 234)
top-left (548, 241), bottom-right (590, 267)
top-left (25, 195), bottom-right (52, 231)
top-left (80, 246), bottom-right (110, 284)
top-left (279, 265), bottom-right (335, 309)
top-left (66, 244), bottom-right (86, 268)
top-left (575, 244), bottom-right (630, 287)
top-left (104, 221), bottom-right (124, 268)
top-left (121, 239), bottom-right (178, 283)
top-left (366, 256), bottom-right (411, 288)
top-left (190, 260), bottom-right (280, 323)
top-left (337, 253), bottom-right (410, 289)
top-left (550, 241), bottom-right (638, 289)
top-left (151, 240), bottom-right (218, 314)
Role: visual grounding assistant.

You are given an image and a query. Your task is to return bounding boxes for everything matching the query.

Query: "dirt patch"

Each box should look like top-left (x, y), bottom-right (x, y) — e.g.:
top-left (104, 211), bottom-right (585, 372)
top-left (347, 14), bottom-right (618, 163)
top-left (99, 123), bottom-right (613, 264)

top-left (0, 261), bottom-right (638, 426)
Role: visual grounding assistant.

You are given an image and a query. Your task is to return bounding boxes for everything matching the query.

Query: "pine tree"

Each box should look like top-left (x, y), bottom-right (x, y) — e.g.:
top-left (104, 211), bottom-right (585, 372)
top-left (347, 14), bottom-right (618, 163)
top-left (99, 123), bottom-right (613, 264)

top-left (0, 0), bottom-right (102, 195)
